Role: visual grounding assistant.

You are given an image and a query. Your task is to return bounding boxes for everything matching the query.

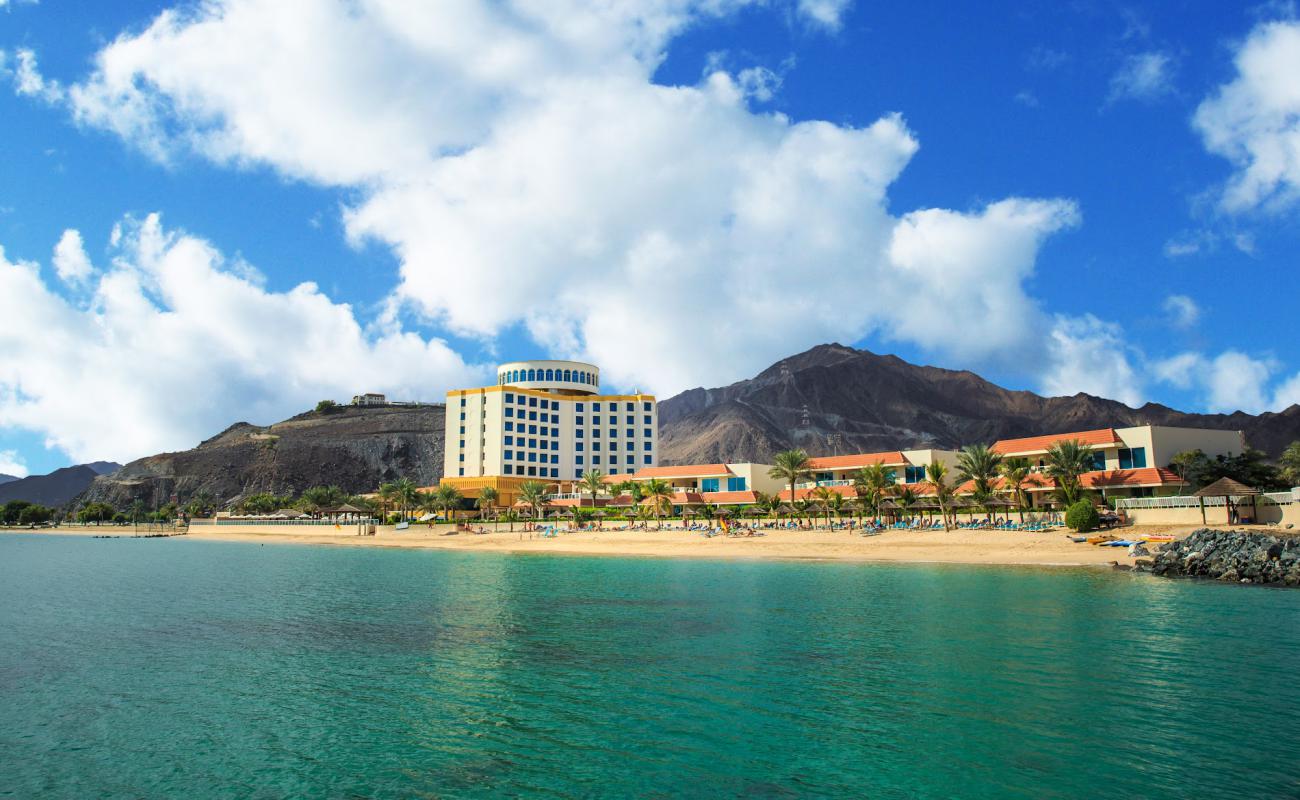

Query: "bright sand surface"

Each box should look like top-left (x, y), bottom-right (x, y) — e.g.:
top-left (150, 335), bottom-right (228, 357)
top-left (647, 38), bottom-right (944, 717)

top-left (14, 522), bottom-right (1263, 566)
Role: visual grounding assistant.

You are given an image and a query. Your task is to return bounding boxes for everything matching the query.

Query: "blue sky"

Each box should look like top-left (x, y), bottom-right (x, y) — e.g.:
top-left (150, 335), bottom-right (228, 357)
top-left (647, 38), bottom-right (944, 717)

top-left (2, 0), bottom-right (1299, 477)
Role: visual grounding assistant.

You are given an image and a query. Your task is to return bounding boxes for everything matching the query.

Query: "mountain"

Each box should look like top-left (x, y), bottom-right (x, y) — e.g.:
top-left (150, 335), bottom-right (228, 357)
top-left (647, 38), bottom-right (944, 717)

top-left (84, 461), bottom-right (123, 476)
top-left (76, 404), bottom-right (444, 510)
top-left (0, 474), bottom-right (17, 486)
top-left (659, 343), bottom-right (1300, 465)
top-left (0, 462), bottom-right (121, 507)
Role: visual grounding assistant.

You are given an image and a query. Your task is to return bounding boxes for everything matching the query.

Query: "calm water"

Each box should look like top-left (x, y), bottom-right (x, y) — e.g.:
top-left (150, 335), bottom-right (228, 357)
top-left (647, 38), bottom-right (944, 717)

top-left (1, 535), bottom-right (1298, 798)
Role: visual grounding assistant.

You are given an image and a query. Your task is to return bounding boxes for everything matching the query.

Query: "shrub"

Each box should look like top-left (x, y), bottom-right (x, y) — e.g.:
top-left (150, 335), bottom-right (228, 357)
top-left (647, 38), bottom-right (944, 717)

top-left (1065, 500), bottom-right (1100, 533)
top-left (315, 399), bottom-right (339, 414)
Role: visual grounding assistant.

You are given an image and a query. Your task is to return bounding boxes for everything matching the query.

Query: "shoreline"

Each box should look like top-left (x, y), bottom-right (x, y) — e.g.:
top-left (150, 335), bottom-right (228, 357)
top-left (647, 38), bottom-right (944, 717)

top-left (4, 522), bottom-right (1247, 568)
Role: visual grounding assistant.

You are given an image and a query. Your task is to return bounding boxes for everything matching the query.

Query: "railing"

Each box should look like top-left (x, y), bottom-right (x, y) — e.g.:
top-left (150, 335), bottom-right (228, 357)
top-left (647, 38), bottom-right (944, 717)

top-left (1115, 493), bottom-right (1295, 510)
top-left (795, 479), bottom-right (853, 489)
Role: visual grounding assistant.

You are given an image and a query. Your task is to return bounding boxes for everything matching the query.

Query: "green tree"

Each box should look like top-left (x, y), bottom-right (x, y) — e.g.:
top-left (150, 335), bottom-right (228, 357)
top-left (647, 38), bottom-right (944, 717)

top-left (394, 478), bottom-right (419, 521)
top-left (999, 457), bottom-right (1032, 523)
top-left (1, 500), bottom-right (33, 525)
top-left (810, 485), bottom-right (836, 526)
top-left (927, 460), bottom-right (954, 531)
top-left (315, 399), bottom-right (339, 414)
top-left (518, 480), bottom-right (548, 521)
top-left (78, 502), bottom-right (116, 524)
top-left (769, 449), bottom-right (813, 507)
top-left (1065, 500), bottom-right (1100, 533)
top-left (1046, 439), bottom-right (1095, 506)
top-left (299, 485), bottom-right (347, 509)
top-left (476, 486), bottom-right (500, 528)
top-left (957, 443), bottom-right (1004, 508)
top-left (1281, 441), bottom-right (1300, 488)
top-left (852, 463), bottom-right (894, 519)
top-left (641, 477), bottom-right (675, 530)
top-left (435, 484), bottom-right (463, 520)
top-left (17, 504), bottom-right (52, 526)
top-left (579, 470), bottom-right (606, 508)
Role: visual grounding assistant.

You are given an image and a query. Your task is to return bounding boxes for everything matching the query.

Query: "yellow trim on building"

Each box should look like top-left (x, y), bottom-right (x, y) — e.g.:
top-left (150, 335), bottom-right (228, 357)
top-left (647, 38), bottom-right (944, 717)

top-left (445, 385), bottom-right (655, 402)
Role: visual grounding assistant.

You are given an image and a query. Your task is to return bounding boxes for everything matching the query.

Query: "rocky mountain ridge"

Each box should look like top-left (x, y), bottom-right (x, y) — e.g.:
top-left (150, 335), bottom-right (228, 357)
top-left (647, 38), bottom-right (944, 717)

top-left (658, 343), bottom-right (1300, 464)
top-left (0, 462), bottom-right (122, 506)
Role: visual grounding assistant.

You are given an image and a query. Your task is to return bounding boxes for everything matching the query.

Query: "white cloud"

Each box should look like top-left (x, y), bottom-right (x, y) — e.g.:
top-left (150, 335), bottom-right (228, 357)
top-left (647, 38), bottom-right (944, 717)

top-left (1107, 51), bottom-right (1175, 104)
top-left (0, 450), bottom-right (28, 478)
top-left (1274, 371), bottom-right (1300, 409)
top-left (1152, 350), bottom-right (1281, 413)
top-left (797, 0), bottom-right (851, 31)
top-left (0, 217), bottom-right (481, 463)
top-left (1041, 314), bottom-right (1143, 406)
top-left (1162, 294), bottom-right (1200, 328)
top-left (1194, 20), bottom-right (1300, 211)
top-left (4, 48), bottom-right (63, 103)
top-left (1163, 234), bottom-right (1202, 258)
top-left (52, 229), bottom-right (93, 283)
top-left (32, 0), bottom-right (1086, 400)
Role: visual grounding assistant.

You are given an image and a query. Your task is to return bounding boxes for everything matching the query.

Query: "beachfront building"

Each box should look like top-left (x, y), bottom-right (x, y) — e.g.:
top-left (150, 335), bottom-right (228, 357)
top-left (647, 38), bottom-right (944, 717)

top-left (351, 392), bottom-right (387, 406)
top-left (788, 449), bottom-right (960, 499)
top-left (440, 360), bottom-right (657, 507)
top-left (983, 425), bottom-right (1245, 506)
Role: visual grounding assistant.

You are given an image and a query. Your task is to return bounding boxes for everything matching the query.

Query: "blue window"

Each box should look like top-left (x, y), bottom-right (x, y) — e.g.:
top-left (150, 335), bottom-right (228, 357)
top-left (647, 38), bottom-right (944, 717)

top-left (550, 455), bottom-right (558, 464)
top-left (593, 416), bottom-right (601, 425)
top-left (458, 412), bottom-right (465, 421)
top-left (458, 467), bottom-right (464, 476)
top-left (504, 464), bottom-right (513, 474)
top-left (576, 429), bottom-right (583, 439)
top-left (551, 414), bottom-right (559, 423)
top-left (626, 455), bottom-right (634, 465)
top-left (644, 415), bottom-right (652, 424)
top-left (701, 478), bottom-right (720, 492)
top-left (904, 465), bottom-right (925, 483)
top-left (576, 416), bottom-right (584, 425)
top-left (550, 468), bottom-right (558, 478)
top-left (526, 369), bottom-right (535, 381)
top-left (576, 442), bottom-right (584, 452)
top-left (816, 471), bottom-right (833, 483)
top-left (593, 456), bottom-right (601, 465)
top-left (504, 421), bottom-right (513, 432)
top-left (610, 429), bottom-right (618, 437)
top-left (626, 429), bottom-right (634, 438)
top-left (459, 426), bottom-right (465, 435)
top-left (576, 456), bottom-right (584, 465)
top-left (517, 395), bottom-right (525, 405)
top-left (644, 429), bottom-right (652, 438)
top-left (504, 435), bottom-right (513, 445)
top-left (458, 439), bottom-right (465, 448)
top-left (1118, 447), bottom-right (1146, 469)
top-left (504, 407), bottom-right (513, 418)
top-left (529, 438), bottom-right (537, 448)
top-left (643, 442), bottom-right (652, 450)
top-left (576, 470), bottom-right (583, 479)
top-left (529, 396), bottom-right (537, 407)
top-left (1091, 452), bottom-right (1107, 471)
top-left (563, 369), bottom-right (571, 382)
top-left (458, 454), bottom-right (464, 462)
top-left (625, 402), bottom-right (633, 411)
top-left (459, 397), bottom-right (466, 406)
top-left (727, 477), bottom-right (747, 491)
top-left (576, 402), bottom-right (584, 412)
top-left (526, 466), bottom-right (536, 476)
top-left (527, 452), bottom-right (537, 462)
top-left (503, 450), bottom-right (512, 460)
top-left (505, 392), bottom-right (514, 402)
top-left (643, 402), bottom-right (651, 412)
top-left (593, 442), bottom-right (601, 451)
top-left (644, 455), bottom-right (653, 464)
top-left (593, 403), bottom-right (601, 412)
top-left (551, 441), bottom-right (559, 450)
top-left (545, 369), bottom-right (554, 381)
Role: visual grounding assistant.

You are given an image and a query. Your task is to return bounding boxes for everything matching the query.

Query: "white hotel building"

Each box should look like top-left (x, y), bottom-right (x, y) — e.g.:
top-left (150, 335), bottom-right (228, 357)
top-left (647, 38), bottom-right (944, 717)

top-left (441, 360), bottom-right (656, 506)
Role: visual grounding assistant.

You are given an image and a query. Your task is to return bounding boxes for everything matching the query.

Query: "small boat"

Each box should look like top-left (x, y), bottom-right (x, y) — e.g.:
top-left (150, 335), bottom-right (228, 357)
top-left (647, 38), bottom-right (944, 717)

top-left (1087, 535), bottom-right (1117, 545)
top-left (1069, 535), bottom-right (1088, 543)
top-left (1100, 539), bottom-right (1138, 547)
top-left (1143, 535), bottom-right (1174, 542)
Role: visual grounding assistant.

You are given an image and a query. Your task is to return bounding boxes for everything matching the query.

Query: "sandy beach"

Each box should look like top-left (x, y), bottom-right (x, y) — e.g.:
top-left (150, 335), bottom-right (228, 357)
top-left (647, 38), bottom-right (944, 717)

top-left (10, 521), bottom-right (1259, 567)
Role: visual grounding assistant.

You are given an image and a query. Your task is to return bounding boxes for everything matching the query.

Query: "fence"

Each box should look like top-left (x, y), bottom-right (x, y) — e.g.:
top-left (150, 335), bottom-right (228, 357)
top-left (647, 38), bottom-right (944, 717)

top-left (1115, 492), bottom-right (1296, 510)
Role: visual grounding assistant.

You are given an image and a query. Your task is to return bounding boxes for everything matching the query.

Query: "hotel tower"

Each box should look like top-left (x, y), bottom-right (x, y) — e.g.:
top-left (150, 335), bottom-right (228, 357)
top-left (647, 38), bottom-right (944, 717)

top-left (440, 360), bottom-right (656, 506)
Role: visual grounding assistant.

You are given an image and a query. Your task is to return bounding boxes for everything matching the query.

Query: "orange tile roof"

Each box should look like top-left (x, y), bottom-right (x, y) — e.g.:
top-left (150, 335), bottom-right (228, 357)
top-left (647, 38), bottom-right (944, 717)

top-left (808, 451), bottom-right (907, 470)
top-left (700, 490), bottom-right (760, 505)
top-left (991, 428), bottom-right (1122, 455)
top-left (1082, 467), bottom-right (1185, 488)
top-left (631, 464), bottom-right (733, 479)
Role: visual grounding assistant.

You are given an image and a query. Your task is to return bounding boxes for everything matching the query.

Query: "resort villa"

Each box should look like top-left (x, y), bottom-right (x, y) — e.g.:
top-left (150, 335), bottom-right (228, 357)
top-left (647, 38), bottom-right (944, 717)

top-left (436, 360), bottom-right (1253, 517)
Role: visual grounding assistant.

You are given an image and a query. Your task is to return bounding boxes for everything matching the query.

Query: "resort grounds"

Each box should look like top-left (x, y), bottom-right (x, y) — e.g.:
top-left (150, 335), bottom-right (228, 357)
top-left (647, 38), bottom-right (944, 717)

top-left (9, 520), bottom-right (1277, 567)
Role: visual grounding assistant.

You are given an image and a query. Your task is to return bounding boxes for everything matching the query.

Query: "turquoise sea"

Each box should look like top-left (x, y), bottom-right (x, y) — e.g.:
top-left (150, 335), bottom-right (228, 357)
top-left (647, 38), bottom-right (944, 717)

top-left (1, 534), bottom-right (1298, 798)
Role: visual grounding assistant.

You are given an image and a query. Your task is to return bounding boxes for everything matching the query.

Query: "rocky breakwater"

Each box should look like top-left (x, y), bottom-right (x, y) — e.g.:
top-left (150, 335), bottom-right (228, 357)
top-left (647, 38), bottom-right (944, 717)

top-left (1145, 529), bottom-right (1300, 586)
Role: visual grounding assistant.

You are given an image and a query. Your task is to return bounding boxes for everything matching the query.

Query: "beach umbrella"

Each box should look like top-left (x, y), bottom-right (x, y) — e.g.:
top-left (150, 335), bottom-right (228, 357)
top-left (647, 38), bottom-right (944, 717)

top-left (1193, 477), bottom-right (1260, 525)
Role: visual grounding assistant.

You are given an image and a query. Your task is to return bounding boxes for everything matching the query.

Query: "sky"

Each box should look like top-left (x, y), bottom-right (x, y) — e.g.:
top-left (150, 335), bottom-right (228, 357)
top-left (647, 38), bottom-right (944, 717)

top-left (1, 0), bottom-right (1299, 477)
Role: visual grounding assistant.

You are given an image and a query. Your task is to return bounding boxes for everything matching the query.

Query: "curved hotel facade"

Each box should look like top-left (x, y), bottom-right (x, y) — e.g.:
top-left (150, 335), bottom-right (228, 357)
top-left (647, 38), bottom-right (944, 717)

top-left (441, 359), bottom-right (656, 505)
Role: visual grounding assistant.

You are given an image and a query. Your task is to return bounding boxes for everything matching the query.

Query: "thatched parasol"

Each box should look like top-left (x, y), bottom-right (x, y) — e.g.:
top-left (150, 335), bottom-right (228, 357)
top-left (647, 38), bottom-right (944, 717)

top-left (1193, 477), bottom-right (1261, 524)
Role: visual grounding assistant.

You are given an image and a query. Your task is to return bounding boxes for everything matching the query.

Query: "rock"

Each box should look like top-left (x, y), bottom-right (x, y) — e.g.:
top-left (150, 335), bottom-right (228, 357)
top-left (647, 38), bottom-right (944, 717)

top-left (1149, 529), bottom-right (1300, 588)
top-left (1129, 543), bottom-right (1150, 557)
top-left (1133, 558), bottom-right (1153, 571)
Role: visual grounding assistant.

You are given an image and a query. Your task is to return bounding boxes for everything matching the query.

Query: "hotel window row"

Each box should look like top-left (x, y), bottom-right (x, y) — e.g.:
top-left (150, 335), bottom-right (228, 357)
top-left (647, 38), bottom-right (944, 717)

top-left (498, 368), bottom-right (598, 385)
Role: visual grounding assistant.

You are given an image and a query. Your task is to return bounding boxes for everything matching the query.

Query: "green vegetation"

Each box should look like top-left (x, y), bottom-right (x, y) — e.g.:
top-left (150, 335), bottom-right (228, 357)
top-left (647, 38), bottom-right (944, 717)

top-left (1167, 448), bottom-right (1287, 492)
top-left (315, 399), bottom-right (339, 414)
top-left (579, 470), bottom-right (606, 508)
top-left (927, 459), bottom-right (953, 531)
top-left (2, 500), bottom-right (55, 526)
top-left (1064, 500), bottom-right (1100, 533)
top-left (77, 502), bottom-right (116, 524)
top-left (640, 477), bottom-right (674, 529)
top-left (1281, 441), bottom-right (1300, 487)
top-left (1045, 439), bottom-right (1094, 506)
top-left (768, 449), bottom-right (813, 507)
top-left (998, 457), bottom-right (1032, 523)
top-left (518, 481), bottom-right (547, 520)
top-left (851, 463), bottom-right (893, 519)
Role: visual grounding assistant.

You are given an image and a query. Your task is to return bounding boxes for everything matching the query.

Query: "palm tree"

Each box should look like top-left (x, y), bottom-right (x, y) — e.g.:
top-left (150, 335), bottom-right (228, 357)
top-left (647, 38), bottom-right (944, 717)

top-left (768, 449), bottom-right (814, 506)
top-left (641, 477), bottom-right (674, 530)
top-left (999, 457), bottom-right (1032, 523)
top-left (435, 484), bottom-right (463, 521)
top-left (826, 492), bottom-right (844, 527)
top-left (393, 478), bottom-right (419, 522)
top-left (811, 485), bottom-right (836, 527)
top-left (927, 459), bottom-right (954, 531)
top-left (518, 481), bottom-right (548, 523)
top-left (415, 490), bottom-right (439, 522)
top-left (957, 444), bottom-right (1003, 499)
top-left (1046, 439), bottom-right (1094, 506)
top-left (896, 487), bottom-right (918, 520)
top-left (502, 508), bottom-right (519, 533)
top-left (579, 470), bottom-right (606, 509)
top-left (852, 464), bottom-right (893, 519)
top-left (377, 481), bottom-right (398, 522)
top-left (476, 486), bottom-right (499, 529)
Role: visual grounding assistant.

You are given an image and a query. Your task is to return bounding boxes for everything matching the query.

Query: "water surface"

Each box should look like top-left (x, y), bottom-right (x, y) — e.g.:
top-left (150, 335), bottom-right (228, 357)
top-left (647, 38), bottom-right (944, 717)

top-left (1, 534), bottom-right (1298, 798)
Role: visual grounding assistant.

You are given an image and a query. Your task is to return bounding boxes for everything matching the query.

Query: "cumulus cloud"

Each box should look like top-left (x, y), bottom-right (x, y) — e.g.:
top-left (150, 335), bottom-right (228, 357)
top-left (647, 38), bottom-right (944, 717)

top-left (797, 0), bottom-right (851, 31)
top-left (3, 47), bottom-right (63, 103)
top-left (1041, 314), bottom-right (1143, 406)
top-left (0, 450), bottom-right (28, 478)
top-left (0, 218), bottom-right (480, 463)
top-left (34, 0), bottom-right (1082, 400)
top-left (1162, 294), bottom-right (1200, 329)
top-left (1107, 51), bottom-right (1175, 104)
top-left (52, 229), bottom-right (93, 283)
top-left (1152, 349), bottom-right (1300, 413)
top-left (1194, 20), bottom-right (1300, 211)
